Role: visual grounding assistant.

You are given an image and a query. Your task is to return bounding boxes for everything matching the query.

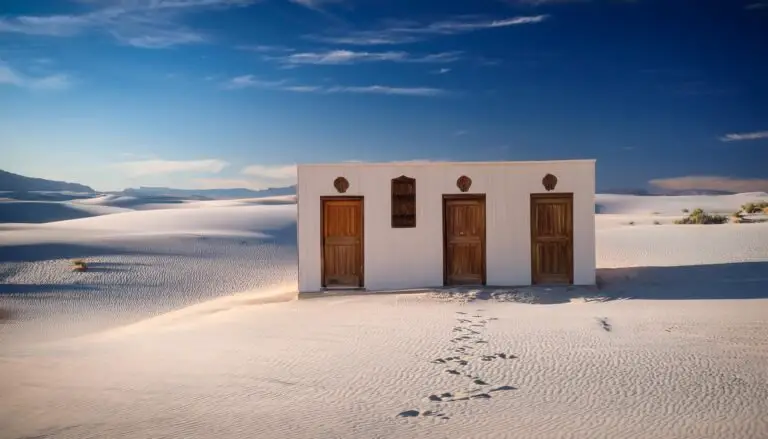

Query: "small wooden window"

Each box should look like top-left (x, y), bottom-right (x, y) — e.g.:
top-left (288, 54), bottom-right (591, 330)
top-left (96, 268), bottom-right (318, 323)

top-left (391, 175), bottom-right (416, 228)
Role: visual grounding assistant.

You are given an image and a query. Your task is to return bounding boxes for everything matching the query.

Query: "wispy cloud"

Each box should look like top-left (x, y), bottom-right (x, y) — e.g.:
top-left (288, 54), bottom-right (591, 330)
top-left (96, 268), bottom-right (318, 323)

top-left (241, 164), bottom-right (297, 180)
top-left (0, 0), bottom-right (256, 48)
top-left (288, 0), bottom-right (344, 10)
top-left (719, 130), bottom-right (768, 142)
top-left (113, 158), bottom-right (229, 177)
top-left (508, 0), bottom-right (590, 5)
top-left (745, 2), bottom-right (768, 10)
top-left (309, 15), bottom-right (549, 45)
top-left (453, 130), bottom-right (468, 136)
top-left (0, 59), bottom-right (71, 90)
top-left (433, 68), bottom-right (452, 74)
top-left (649, 176), bottom-right (768, 193)
top-left (325, 85), bottom-right (447, 96)
top-left (222, 75), bottom-right (288, 90)
top-left (195, 163), bottom-right (297, 189)
top-left (236, 44), bottom-right (296, 53)
top-left (110, 27), bottom-right (206, 48)
top-left (271, 49), bottom-right (462, 65)
top-left (222, 75), bottom-right (449, 96)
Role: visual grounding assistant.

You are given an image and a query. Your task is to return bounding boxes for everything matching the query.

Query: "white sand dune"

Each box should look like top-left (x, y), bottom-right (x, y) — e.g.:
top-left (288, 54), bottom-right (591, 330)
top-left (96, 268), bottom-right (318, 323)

top-left (595, 192), bottom-right (768, 215)
top-left (0, 199), bottom-right (131, 223)
top-left (1, 193), bottom-right (768, 439)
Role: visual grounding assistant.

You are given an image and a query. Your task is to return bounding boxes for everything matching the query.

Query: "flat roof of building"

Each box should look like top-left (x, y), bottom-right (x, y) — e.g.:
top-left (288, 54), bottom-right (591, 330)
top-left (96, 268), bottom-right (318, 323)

top-left (297, 159), bottom-right (596, 168)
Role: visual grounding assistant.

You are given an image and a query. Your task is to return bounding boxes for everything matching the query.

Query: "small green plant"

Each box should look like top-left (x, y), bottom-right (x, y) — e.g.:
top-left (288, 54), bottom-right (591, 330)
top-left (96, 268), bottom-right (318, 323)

top-left (741, 201), bottom-right (768, 214)
top-left (72, 259), bottom-right (88, 272)
top-left (674, 208), bottom-right (728, 225)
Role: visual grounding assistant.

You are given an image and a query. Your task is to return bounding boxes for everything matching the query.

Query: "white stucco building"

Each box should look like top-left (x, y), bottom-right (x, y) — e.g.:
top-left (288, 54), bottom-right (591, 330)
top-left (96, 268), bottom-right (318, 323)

top-left (297, 160), bottom-right (596, 293)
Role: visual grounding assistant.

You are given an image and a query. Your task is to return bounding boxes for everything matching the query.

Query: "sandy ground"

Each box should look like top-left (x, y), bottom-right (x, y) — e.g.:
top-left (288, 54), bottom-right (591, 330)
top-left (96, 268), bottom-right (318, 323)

top-left (1, 192), bottom-right (768, 439)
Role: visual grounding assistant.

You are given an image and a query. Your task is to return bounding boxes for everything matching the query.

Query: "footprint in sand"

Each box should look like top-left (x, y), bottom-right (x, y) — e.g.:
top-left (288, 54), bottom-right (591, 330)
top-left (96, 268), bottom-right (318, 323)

top-left (489, 386), bottom-right (516, 392)
top-left (397, 410), bottom-right (420, 418)
top-left (432, 358), bottom-right (447, 364)
top-left (473, 379), bottom-right (489, 385)
top-left (456, 312), bottom-right (467, 315)
top-left (440, 392), bottom-right (453, 398)
top-left (421, 410), bottom-right (446, 418)
top-left (471, 393), bottom-right (492, 399)
top-left (446, 369), bottom-right (461, 375)
top-left (597, 317), bottom-right (612, 332)
top-left (428, 395), bottom-right (442, 402)
top-left (495, 353), bottom-right (518, 360)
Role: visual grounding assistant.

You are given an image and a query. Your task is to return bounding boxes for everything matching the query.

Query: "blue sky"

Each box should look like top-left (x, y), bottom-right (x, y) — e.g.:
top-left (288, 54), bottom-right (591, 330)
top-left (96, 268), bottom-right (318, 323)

top-left (1, 0), bottom-right (766, 192)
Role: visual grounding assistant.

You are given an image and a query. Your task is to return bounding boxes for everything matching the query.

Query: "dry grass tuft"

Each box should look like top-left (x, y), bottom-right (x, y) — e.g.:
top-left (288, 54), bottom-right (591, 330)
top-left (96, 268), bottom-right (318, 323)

top-left (72, 259), bottom-right (88, 272)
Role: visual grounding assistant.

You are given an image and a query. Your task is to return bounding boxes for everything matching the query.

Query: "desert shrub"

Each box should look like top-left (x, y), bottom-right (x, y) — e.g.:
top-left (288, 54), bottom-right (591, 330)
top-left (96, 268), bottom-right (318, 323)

top-left (674, 208), bottom-right (728, 225)
top-left (741, 201), bottom-right (768, 214)
top-left (72, 259), bottom-right (88, 272)
top-left (682, 208), bottom-right (689, 213)
top-left (628, 221), bottom-right (635, 226)
top-left (653, 220), bottom-right (661, 225)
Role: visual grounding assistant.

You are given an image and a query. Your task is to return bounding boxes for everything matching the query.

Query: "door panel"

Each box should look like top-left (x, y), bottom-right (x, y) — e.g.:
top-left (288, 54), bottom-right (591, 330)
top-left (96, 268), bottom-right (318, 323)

top-left (531, 195), bottom-right (573, 284)
top-left (322, 198), bottom-right (363, 288)
top-left (444, 196), bottom-right (486, 285)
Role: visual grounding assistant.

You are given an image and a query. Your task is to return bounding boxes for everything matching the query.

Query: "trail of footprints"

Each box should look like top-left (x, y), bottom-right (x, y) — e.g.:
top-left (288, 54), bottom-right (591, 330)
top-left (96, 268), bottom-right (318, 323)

top-left (397, 310), bottom-right (518, 420)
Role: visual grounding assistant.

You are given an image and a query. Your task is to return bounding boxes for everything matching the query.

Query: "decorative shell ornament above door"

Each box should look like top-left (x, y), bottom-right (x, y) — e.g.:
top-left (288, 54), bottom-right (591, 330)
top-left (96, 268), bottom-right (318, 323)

top-left (333, 176), bottom-right (350, 193)
top-left (542, 173), bottom-right (558, 191)
top-left (456, 175), bottom-right (472, 192)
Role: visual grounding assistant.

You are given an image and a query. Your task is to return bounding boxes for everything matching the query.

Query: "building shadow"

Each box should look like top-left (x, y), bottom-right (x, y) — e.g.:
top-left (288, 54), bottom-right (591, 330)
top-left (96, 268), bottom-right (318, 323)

top-left (595, 261), bottom-right (768, 300)
top-left (348, 261), bottom-right (768, 304)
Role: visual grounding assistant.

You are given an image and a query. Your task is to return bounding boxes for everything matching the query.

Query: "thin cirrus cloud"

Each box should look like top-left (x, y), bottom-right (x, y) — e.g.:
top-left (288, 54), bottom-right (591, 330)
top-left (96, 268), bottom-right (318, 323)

top-left (222, 75), bottom-right (449, 97)
top-left (271, 50), bottom-right (463, 65)
top-left (196, 164), bottom-right (297, 189)
top-left (309, 15), bottom-right (549, 45)
top-left (745, 2), bottom-right (768, 10)
top-left (236, 44), bottom-right (297, 53)
top-left (0, 0), bottom-right (256, 48)
top-left (0, 59), bottom-right (71, 90)
top-left (719, 130), bottom-right (768, 142)
top-left (241, 164), bottom-right (297, 181)
top-left (112, 158), bottom-right (230, 177)
top-left (649, 176), bottom-right (768, 193)
top-left (288, 0), bottom-right (345, 10)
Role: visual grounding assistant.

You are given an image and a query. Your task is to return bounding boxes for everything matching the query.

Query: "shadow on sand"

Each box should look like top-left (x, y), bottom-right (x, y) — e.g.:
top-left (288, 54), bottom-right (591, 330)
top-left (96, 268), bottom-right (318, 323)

top-left (0, 243), bottom-right (178, 263)
top-left (0, 201), bottom-right (99, 223)
top-left (596, 261), bottom-right (768, 300)
top-left (380, 261), bottom-right (768, 304)
top-left (0, 283), bottom-right (104, 295)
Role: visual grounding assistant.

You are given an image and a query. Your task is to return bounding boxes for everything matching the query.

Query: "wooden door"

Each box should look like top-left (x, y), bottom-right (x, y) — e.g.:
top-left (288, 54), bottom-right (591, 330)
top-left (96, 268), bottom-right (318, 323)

top-left (321, 197), bottom-right (364, 288)
top-left (530, 194), bottom-right (573, 284)
top-left (443, 195), bottom-right (486, 286)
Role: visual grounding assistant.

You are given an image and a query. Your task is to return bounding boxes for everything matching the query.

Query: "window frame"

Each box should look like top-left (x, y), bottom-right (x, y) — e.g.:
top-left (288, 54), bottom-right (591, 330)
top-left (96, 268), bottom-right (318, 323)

top-left (391, 175), bottom-right (416, 228)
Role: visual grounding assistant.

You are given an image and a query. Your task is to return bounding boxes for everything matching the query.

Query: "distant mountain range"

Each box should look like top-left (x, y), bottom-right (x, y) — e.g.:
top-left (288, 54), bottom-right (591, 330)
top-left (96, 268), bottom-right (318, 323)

top-left (118, 186), bottom-right (297, 199)
top-left (0, 169), bottom-right (95, 193)
top-left (0, 169), bottom-right (740, 199)
top-left (601, 188), bottom-right (737, 196)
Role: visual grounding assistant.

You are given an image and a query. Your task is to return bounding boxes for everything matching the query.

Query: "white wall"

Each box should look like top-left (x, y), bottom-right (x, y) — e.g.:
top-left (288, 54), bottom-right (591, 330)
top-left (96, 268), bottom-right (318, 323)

top-left (297, 160), bottom-right (595, 292)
